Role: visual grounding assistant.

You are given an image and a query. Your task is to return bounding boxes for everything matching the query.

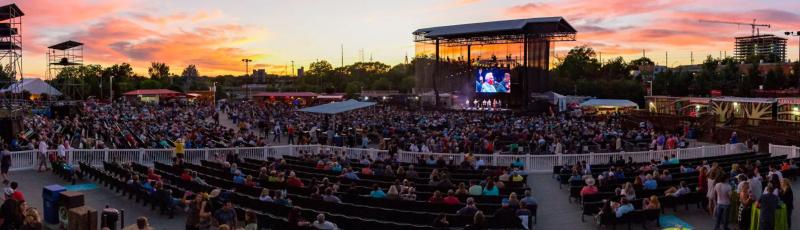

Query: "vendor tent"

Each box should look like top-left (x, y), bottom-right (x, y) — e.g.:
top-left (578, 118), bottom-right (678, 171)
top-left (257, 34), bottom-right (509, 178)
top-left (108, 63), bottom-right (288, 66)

top-left (0, 78), bottom-right (62, 96)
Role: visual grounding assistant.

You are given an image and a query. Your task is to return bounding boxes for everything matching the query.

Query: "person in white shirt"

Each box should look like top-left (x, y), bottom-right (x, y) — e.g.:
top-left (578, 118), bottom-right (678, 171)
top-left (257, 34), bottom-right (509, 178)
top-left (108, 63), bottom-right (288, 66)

top-left (37, 139), bottom-right (49, 172)
top-left (312, 214), bottom-right (338, 230)
top-left (57, 142), bottom-right (66, 160)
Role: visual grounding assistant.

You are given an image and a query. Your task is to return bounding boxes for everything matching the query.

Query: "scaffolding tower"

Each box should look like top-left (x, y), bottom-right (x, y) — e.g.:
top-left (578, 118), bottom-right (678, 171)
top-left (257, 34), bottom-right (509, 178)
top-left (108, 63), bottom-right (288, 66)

top-left (47, 40), bottom-right (84, 99)
top-left (734, 34), bottom-right (787, 63)
top-left (0, 4), bottom-right (23, 90)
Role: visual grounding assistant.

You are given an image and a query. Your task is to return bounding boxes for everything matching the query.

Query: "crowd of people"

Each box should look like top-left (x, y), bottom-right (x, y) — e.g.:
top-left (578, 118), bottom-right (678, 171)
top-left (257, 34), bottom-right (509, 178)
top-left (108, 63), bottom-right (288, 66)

top-left (5, 101), bottom-right (268, 152)
top-left (219, 101), bottom-right (684, 155)
top-left (569, 153), bottom-right (797, 230)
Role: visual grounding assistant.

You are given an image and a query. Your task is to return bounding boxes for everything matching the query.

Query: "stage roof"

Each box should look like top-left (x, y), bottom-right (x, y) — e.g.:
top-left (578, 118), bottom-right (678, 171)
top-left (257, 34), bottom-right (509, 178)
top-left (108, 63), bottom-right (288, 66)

top-left (123, 89), bottom-right (181, 96)
top-left (580, 99), bottom-right (638, 108)
top-left (252, 92), bottom-right (318, 97)
top-left (413, 17), bottom-right (576, 39)
top-left (48, 40), bottom-right (83, 50)
top-left (299, 99), bottom-right (376, 115)
top-left (0, 4), bottom-right (24, 21)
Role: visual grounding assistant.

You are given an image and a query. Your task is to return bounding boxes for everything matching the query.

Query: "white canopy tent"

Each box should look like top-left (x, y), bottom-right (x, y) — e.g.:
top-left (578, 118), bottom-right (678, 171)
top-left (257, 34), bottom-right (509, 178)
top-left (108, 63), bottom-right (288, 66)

top-left (0, 78), bottom-right (63, 96)
top-left (299, 99), bottom-right (377, 130)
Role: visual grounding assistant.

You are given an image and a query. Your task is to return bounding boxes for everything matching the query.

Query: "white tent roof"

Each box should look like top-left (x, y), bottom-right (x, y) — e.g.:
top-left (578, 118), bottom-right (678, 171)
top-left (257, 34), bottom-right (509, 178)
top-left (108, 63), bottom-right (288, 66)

top-left (299, 99), bottom-right (376, 114)
top-left (580, 99), bottom-right (638, 108)
top-left (0, 78), bottom-right (62, 96)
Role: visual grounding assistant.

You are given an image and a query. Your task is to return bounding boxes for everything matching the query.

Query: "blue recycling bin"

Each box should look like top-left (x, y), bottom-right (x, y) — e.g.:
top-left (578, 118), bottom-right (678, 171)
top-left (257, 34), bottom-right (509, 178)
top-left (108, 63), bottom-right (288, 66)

top-left (42, 184), bottom-right (66, 224)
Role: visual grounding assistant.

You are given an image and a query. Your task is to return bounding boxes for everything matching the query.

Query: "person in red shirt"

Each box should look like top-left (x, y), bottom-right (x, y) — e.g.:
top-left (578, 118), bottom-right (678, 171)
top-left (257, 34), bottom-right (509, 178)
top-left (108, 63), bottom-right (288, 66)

top-left (428, 191), bottom-right (444, 204)
top-left (286, 171), bottom-right (305, 188)
top-left (180, 169), bottom-right (193, 181)
top-left (146, 167), bottom-right (160, 181)
top-left (361, 165), bottom-right (373, 176)
top-left (580, 178), bottom-right (599, 197)
top-left (442, 190), bottom-right (460, 205)
top-left (9, 181), bottom-right (23, 202)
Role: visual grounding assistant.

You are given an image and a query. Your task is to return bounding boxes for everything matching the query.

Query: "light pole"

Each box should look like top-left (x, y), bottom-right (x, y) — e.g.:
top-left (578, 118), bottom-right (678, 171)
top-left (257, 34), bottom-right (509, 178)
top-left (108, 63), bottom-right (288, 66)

top-left (242, 58), bottom-right (252, 100)
top-left (786, 31), bottom-right (800, 63)
top-left (109, 75), bottom-right (114, 104)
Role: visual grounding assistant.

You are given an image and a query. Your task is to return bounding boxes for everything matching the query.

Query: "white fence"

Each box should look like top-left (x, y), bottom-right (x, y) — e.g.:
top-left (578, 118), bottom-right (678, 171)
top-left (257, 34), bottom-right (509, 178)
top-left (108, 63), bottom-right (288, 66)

top-left (5, 143), bottom-right (758, 173)
top-left (769, 144), bottom-right (800, 160)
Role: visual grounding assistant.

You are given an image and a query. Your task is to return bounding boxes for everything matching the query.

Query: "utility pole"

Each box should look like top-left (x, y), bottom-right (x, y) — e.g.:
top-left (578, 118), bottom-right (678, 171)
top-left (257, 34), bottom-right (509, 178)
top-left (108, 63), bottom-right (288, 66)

top-left (599, 52), bottom-right (603, 65)
top-left (370, 53), bottom-right (373, 62)
top-left (690, 52), bottom-right (694, 65)
top-left (642, 49), bottom-right (646, 58)
top-left (109, 75), bottom-right (114, 104)
top-left (360, 49), bottom-right (364, 62)
top-left (665, 51), bottom-right (668, 68)
top-left (341, 44), bottom-right (344, 67)
top-left (291, 60), bottom-right (295, 76)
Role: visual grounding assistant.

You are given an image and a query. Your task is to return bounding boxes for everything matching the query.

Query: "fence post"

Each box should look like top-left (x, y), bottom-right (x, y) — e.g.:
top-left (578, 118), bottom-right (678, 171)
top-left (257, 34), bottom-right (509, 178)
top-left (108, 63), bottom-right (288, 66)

top-left (701, 146), bottom-right (707, 158)
top-left (288, 145), bottom-right (295, 157)
top-left (138, 149), bottom-right (145, 164)
top-left (66, 150), bottom-right (73, 165)
top-left (103, 149), bottom-right (109, 163)
top-left (204, 149), bottom-right (210, 162)
top-left (262, 146), bottom-right (268, 160)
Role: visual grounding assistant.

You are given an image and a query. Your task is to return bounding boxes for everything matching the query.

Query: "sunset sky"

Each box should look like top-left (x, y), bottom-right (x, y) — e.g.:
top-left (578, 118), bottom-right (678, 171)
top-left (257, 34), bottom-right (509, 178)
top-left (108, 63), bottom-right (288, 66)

top-left (8, 0), bottom-right (800, 78)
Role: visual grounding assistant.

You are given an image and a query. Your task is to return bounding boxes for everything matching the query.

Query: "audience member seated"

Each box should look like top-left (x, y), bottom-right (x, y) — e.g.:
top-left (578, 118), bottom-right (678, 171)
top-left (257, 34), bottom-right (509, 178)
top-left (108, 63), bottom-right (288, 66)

top-left (580, 178), bottom-right (599, 197)
top-left (443, 190), bottom-right (460, 205)
top-left (369, 185), bottom-right (386, 199)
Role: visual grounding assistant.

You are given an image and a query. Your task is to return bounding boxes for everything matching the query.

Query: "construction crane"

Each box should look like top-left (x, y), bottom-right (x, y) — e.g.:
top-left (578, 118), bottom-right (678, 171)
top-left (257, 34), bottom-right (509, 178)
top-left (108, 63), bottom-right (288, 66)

top-left (699, 19), bottom-right (770, 36)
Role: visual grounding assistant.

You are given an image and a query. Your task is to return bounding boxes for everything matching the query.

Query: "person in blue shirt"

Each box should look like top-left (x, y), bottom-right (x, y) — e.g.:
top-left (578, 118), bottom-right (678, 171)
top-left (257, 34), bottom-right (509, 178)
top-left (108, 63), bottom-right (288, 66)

top-left (341, 168), bottom-right (360, 181)
top-left (370, 185), bottom-right (386, 199)
top-left (331, 162), bottom-right (342, 173)
top-left (511, 158), bottom-right (524, 169)
top-left (615, 198), bottom-right (634, 218)
top-left (643, 175), bottom-right (657, 190)
top-left (482, 181), bottom-right (499, 196)
top-left (233, 171), bottom-right (246, 184)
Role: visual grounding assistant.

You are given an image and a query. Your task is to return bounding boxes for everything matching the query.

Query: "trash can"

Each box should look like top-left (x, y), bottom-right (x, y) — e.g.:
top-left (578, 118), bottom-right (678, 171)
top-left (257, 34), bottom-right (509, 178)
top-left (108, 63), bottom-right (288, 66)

top-left (101, 206), bottom-right (121, 230)
top-left (43, 184), bottom-right (67, 224)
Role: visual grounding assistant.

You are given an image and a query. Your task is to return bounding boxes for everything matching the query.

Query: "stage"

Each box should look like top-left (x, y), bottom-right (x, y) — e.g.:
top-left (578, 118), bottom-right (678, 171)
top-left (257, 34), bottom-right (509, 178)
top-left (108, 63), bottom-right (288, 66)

top-left (413, 17), bottom-right (577, 110)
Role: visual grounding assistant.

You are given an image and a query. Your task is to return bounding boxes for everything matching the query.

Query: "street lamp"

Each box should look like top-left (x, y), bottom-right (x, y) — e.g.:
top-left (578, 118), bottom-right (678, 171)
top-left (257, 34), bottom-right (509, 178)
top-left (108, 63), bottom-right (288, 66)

top-left (785, 31), bottom-right (800, 63)
top-left (242, 59), bottom-right (252, 100)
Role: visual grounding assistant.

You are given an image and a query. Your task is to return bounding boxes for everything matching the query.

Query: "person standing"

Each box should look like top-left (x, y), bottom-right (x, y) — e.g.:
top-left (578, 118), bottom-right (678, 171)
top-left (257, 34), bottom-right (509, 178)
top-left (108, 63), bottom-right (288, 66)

top-left (757, 184), bottom-right (779, 230)
top-left (737, 181), bottom-right (754, 230)
top-left (713, 174), bottom-right (732, 230)
top-left (0, 145), bottom-right (11, 184)
top-left (779, 179), bottom-right (793, 229)
top-left (36, 139), bottom-right (48, 172)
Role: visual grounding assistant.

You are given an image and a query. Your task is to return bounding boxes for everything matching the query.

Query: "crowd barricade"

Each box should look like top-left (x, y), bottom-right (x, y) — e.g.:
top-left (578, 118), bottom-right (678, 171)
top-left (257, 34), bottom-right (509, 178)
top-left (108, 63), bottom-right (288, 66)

top-left (5, 143), bottom-right (759, 173)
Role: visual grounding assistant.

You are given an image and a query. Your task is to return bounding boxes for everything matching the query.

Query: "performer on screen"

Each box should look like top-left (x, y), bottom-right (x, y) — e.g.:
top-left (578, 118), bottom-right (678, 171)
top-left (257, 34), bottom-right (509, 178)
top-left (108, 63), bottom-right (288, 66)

top-left (480, 73), bottom-right (497, 93)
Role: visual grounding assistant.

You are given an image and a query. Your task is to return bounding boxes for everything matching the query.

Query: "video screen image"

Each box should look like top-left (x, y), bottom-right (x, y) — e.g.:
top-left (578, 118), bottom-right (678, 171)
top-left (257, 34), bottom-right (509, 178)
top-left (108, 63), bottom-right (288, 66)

top-left (475, 68), bottom-right (511, 93)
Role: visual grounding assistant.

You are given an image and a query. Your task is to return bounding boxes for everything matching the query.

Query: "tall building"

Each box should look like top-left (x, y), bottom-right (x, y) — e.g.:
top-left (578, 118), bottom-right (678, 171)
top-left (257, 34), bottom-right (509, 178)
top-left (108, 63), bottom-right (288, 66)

top-left (252, 69), bottom-right (267, 83)
top-left (734, 34), bottom-right (787, 63)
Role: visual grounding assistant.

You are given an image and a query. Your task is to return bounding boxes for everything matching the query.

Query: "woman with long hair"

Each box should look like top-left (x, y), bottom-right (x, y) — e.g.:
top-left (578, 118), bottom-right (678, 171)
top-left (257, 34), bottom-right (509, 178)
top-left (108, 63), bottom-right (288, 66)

top-left (21, 207), bottom-right (42, 230)
top-left (465, 211), bottom-right (486, 230)
top-left (737, 181), bottom-right (753, 230)
top-left (779, 178), bottom-right (794, 228)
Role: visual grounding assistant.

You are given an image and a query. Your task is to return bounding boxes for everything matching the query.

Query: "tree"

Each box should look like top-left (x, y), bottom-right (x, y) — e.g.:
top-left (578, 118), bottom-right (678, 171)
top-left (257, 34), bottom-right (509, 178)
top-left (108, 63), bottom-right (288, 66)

top-left (372, 78), bottom-right (392, 90)
top-left (148, 62), bottom-right (170, 80)
top-left (345, 81), bottom-right (364, 98)
top-left (307, 60), bottom-right (334, 77)
top-left (181, 65), bottom-right (200, 92)
top-left (139, 79), bottom-right (162, 89)
top-left (553, 45), bottom-right (601, 80)
top-left (599, 57), bottom-right (628, 80)
top-left (0, 65), bottom-right (12, 88)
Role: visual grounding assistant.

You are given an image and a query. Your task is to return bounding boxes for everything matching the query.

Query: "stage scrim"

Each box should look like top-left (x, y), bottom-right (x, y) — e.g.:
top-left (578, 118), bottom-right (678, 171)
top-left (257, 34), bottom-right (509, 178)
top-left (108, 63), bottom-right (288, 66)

top-left (413, 17), bottom-right (576, 109)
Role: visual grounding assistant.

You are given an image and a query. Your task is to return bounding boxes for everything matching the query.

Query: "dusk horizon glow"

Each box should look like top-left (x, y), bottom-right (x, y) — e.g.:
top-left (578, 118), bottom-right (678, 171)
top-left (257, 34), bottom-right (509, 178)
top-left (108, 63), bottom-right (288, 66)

top-left (9, 0), bottom-right (800, 78)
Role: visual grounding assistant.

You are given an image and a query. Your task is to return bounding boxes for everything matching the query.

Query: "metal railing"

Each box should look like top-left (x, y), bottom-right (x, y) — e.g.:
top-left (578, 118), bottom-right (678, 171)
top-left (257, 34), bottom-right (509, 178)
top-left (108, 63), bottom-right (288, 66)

top-left (4, 143), bottom-right (756, 173)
